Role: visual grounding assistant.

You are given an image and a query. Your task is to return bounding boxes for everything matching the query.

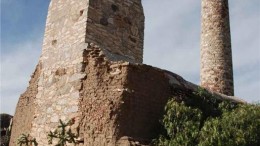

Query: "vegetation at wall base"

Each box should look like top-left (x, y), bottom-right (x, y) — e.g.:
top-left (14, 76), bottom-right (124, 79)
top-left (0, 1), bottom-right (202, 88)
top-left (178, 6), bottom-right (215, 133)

top-left (47, 119), bottom-right (79, 146)
top-left (1, 136), bottom-right (10, 146)
top-left (17, 134), bottom-right (38, 146)
top-left (1, 128), bottom-right (11, 146)
top-left (154, 88), bottom-right (260, 146)
top-left (1, 114), bottom-right (13, 146)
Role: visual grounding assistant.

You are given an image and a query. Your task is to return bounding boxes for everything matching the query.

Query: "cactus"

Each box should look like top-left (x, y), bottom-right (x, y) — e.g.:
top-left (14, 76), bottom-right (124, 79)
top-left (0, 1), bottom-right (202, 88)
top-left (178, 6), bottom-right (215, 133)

top-left (17, 134), bottom-right (38, 146)
top-left (47, 119), bottom-right (79, 146)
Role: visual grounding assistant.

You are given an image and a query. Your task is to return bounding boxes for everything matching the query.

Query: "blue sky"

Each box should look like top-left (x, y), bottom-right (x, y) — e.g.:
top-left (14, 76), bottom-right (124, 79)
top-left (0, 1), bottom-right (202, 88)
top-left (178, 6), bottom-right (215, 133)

top-left (1, 0), bottom-right (260, 115)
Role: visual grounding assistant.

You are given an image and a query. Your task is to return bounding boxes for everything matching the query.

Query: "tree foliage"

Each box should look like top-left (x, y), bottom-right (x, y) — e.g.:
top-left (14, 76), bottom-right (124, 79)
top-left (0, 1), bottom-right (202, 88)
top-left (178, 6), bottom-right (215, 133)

top-left (199, 103), bottom-right (260, 146)
top-left (154, 89), bottom-right (260, 146)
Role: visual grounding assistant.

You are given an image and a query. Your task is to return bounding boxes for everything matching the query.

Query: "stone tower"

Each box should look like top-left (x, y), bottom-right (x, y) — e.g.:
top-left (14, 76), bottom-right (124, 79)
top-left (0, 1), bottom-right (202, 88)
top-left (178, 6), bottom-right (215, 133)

top-left (42, 0), bottom-right (144, 65)
top-left (10, 0), bottom-right (144, 145)
top-left (200, 0), bottom-right (234, 96)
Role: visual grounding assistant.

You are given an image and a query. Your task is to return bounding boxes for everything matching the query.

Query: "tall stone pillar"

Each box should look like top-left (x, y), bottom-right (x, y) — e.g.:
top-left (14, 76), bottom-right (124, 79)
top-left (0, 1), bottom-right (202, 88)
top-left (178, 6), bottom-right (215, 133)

top-left (200, 0), bottom-right (234, 96)
top-left (10, 0), bottom-right (144, 145)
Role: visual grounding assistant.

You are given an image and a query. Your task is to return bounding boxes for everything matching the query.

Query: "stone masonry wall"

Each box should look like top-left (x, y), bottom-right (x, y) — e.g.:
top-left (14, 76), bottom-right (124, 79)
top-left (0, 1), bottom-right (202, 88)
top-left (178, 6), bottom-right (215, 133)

top-left (86, 0), bottom-right (144, 63)
top-left (200, 0), bottom-right (234, 96)
top-left (29, 0), bottom-right (89, 145)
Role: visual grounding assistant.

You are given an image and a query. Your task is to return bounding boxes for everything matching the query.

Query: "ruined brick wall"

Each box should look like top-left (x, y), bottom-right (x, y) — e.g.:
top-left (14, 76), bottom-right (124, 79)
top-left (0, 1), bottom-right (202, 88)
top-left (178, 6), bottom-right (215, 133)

top-left (117, 64), bottom-right (171, 141)
top-left (200, 0), bottom-right (234, 96)
top-left (78, 46), bottom-right (172, 146)
top-left (78, 46), bottom-right (242, 146)
top-left (79, 47), bottom-right (128, 146)
top-left (10, 64), bottom-right (41, 145)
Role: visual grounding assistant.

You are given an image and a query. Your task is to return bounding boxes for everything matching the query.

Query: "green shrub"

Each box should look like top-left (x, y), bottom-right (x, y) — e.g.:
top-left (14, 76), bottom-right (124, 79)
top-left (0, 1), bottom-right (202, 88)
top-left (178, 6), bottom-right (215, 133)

top-left (199, 104), bottom-right (260, 146)
top-left (155, 89), bottom-right (260, 146)
top-left (155, 101), bottom-right (202, 146)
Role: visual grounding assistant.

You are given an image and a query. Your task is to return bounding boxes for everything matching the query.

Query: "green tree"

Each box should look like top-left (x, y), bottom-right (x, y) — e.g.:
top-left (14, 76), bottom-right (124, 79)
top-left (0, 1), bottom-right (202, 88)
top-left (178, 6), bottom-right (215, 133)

top-left (199, 104), bottom-right (260, 146)
top-left (155, 90), bottom-right (260, 146)
top-left (155, 101), bottom-right (202, 146)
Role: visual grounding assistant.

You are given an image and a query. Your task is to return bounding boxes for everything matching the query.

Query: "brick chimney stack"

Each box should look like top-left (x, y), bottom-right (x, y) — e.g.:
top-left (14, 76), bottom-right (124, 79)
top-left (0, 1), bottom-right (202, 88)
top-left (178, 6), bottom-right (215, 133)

top-left (200, 0), bottom-right (234, 96)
